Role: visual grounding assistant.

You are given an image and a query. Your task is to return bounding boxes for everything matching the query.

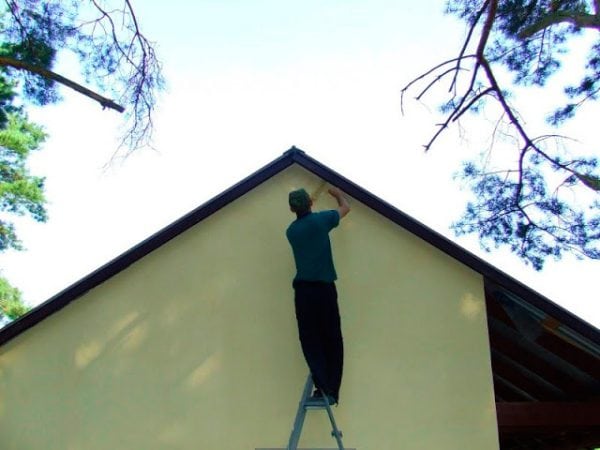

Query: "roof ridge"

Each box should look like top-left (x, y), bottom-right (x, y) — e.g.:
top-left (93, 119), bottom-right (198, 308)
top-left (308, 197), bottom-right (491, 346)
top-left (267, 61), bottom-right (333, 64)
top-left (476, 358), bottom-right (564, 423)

top-left (1, 148), bottom-right (597, 347)
top-left (283, 145), bottom-right (305, 157)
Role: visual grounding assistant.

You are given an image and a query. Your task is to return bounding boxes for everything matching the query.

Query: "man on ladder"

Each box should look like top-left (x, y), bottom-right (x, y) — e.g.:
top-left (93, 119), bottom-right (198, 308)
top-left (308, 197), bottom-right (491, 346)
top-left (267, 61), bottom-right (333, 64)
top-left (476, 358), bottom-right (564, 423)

top-left (286, 186), bottom-right (350, 406)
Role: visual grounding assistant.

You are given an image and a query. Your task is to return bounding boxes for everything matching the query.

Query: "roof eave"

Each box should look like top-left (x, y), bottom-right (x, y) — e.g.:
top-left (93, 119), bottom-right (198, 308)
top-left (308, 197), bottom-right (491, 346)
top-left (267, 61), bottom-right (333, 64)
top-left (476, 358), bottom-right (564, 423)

top-left (1, 146), bottom-right (597, 347)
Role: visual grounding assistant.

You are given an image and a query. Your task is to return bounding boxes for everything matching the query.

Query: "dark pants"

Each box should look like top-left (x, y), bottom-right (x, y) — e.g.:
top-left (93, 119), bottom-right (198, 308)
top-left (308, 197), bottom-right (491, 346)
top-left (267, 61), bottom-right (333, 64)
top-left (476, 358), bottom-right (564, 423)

top-left (293, 280), bottom-right (344, 401)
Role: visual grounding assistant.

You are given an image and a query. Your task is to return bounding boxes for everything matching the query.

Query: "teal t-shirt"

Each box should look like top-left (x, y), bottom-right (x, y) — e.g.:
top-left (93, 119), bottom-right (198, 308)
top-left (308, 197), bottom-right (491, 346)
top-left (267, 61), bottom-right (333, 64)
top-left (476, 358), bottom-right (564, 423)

top-left (286, 210), bottom-right (340, 282)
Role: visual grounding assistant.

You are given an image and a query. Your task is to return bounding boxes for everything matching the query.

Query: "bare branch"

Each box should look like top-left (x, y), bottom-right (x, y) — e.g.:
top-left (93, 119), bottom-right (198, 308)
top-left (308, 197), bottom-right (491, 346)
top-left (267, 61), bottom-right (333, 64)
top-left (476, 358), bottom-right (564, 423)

top-left (418, 0), bottom-right (499, 152)
top-left (400, 55), bottom-right (476, 115)
top-left (0, 56), bottom-right (125, 112)
top-left (535, 28), bottom-right (547, 76)
top-left (79, 0), bottom-right (164, 152)
top-left (423, 122), bottom-right (451, 152)
top-left (419, 70), bottom-right (485, 151)
top-left (515, 144), bottom-right (528, 204)
top-left (400, 55), bottom-right (476, 107)
top-left (450, 0), bottom-right (490, 92)
top-left (416, 67), bottom-right (462, 101)
top-left (89, 0), bottom-right (136, 67)
top-left (453, 87), bottom-right (494, 121)
top-left (476, 0), bottom-right (498, 59)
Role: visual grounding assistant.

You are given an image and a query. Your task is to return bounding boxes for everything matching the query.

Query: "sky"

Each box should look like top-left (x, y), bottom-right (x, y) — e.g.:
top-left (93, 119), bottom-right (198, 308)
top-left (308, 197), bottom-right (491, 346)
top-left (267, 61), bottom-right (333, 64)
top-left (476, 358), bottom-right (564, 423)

top-left (0, 1), bottom-right (598, 327)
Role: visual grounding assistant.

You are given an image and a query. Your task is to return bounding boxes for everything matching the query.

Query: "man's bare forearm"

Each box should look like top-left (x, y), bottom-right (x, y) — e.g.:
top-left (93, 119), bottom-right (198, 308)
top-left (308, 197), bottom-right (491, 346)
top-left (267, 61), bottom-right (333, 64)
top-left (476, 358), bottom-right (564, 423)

top-left (328, 187), bottom-right (350, 218)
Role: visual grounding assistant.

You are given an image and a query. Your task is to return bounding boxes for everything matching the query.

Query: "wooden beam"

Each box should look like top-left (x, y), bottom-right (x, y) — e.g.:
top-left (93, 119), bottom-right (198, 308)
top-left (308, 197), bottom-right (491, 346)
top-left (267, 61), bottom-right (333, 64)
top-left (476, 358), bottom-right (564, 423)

top-left (497, 401), bottom-right (600, 433)
top-left (493, 375), bottom-right (533, 402)
top-left (535, 332), bottom-right (600, 380)
top-left (489, 330), bottom-right (590, 398)
top-left (491, 354), bottom-right (566, 401)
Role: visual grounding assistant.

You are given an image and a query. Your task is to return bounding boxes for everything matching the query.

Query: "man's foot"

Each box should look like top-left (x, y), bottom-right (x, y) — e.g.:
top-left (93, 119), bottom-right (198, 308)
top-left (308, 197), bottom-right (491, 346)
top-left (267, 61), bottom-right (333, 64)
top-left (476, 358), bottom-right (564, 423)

top-left (305, 396), bottom-right (323, 406)
top-left (325, 394), bottom-right (338, 406)
top-left (306, 390), bottom-right (338, 406)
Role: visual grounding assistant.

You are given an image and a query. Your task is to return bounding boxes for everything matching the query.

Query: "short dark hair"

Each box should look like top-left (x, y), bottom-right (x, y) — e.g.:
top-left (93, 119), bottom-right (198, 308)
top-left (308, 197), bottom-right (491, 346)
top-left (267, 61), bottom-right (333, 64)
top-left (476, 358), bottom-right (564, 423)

top-left (289, 188), bottom-right (311, 213)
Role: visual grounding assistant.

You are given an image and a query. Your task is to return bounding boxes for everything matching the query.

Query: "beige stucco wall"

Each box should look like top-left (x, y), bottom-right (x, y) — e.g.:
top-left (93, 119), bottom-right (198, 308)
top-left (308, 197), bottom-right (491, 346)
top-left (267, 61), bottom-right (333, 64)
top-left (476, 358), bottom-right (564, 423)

top-left (0, 164), bottom-right (499, 450)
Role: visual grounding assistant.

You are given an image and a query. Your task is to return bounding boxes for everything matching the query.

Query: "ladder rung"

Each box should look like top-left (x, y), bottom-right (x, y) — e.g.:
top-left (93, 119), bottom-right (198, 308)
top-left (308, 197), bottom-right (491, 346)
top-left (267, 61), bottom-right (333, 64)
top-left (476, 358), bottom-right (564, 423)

top-left (287, 374), bottom-right (345, 450)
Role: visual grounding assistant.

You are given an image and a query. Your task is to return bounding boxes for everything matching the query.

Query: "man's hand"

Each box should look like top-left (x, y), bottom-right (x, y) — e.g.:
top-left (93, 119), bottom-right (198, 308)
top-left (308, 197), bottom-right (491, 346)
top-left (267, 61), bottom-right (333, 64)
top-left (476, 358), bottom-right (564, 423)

top-left (327, 187), bottom-right (341, 197)
top-left (328, 187), bottom-right (350, 218)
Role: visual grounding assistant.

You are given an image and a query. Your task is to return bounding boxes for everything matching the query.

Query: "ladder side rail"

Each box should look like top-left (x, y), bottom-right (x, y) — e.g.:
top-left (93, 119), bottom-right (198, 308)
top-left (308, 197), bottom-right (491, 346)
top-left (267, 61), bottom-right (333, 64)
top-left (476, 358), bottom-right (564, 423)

top-left (287, 375), bottom-right (314, 450)
top-left (323, 399), bottom-right (345, 450)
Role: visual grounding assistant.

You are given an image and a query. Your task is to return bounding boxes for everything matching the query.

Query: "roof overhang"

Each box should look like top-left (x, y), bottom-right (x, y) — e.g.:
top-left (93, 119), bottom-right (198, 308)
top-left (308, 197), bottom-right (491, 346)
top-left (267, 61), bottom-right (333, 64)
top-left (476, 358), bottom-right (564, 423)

top-left (1, 147), bottom-right (598, 448)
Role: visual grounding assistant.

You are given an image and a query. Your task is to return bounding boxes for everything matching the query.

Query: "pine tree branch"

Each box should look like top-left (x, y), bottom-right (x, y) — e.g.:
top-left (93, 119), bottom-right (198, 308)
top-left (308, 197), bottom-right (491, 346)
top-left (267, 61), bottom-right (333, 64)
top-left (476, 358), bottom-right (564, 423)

top-left (416, 68), bottom-right (460, 101)
top-left (477, 0), bottom-right (498, 60)
top-left (3, 0), bottom-right (26, 39)
top-left (400, 55), bottom-right (475, 115)
top-left (453, 87), bottom-right (494, 121)
top-left (0, 56), bottom-right (125, 112)
top-left (407, 0), bottom-right (600, 265)
top-left (450, 0), bottom-right (490, 92)
top-left (422, 56), bottom-right (483, 151)
top-left (480, 53), bottom-right (600, 192)
top-left (475, 0), bottom-right (600, 196)
top-left (518, 11), bottom-right (600, 38)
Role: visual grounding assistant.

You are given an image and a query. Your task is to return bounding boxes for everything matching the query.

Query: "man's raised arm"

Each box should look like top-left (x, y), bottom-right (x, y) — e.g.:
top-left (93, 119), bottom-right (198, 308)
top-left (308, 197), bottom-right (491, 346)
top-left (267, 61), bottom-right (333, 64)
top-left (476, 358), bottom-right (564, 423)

top-left (328, 187), bottom-right (350, 219)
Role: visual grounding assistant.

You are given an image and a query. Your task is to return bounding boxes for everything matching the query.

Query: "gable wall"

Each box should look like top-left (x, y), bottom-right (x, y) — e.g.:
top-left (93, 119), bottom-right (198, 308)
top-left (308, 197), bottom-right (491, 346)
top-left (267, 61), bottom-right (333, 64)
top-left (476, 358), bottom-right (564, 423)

top-left (0, 164), bottom-right (498, 449)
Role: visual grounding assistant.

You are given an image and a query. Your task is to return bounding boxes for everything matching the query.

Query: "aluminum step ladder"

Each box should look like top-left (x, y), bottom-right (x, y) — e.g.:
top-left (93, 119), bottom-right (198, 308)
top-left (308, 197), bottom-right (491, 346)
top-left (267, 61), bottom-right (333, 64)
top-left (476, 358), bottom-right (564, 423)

top-left (287, 374), bottom-right (345, 450)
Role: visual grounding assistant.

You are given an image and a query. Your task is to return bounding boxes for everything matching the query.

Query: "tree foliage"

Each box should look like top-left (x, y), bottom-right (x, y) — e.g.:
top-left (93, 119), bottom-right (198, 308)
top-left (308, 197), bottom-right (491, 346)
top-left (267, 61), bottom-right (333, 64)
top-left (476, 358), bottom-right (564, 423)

top-left (0, 0), bottom-right (164, 152)
top-left (0, 109), bottom-right (46, 252)
top-left (0, 273), bottom-right (28, 322)
top-left (0, 1), bottom-right (162, 324)
top-left (402, 0), bottom-right (600, 269)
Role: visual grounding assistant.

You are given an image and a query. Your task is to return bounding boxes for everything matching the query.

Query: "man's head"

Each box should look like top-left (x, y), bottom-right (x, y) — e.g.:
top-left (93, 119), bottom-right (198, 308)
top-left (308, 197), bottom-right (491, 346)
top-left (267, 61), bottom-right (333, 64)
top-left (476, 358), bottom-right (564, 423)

top-left (289, 188), bottom-right (312, 214)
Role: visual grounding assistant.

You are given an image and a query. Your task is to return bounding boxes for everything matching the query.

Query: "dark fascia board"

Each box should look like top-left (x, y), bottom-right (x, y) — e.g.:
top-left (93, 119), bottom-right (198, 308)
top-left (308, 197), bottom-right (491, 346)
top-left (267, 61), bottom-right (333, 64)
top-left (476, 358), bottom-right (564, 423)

top-left (292, 149), bottom-right (599, 345)
top-left (0, 151), bottom-right (294, 346)
top-left (1, 146), bottom-right (598, 347)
